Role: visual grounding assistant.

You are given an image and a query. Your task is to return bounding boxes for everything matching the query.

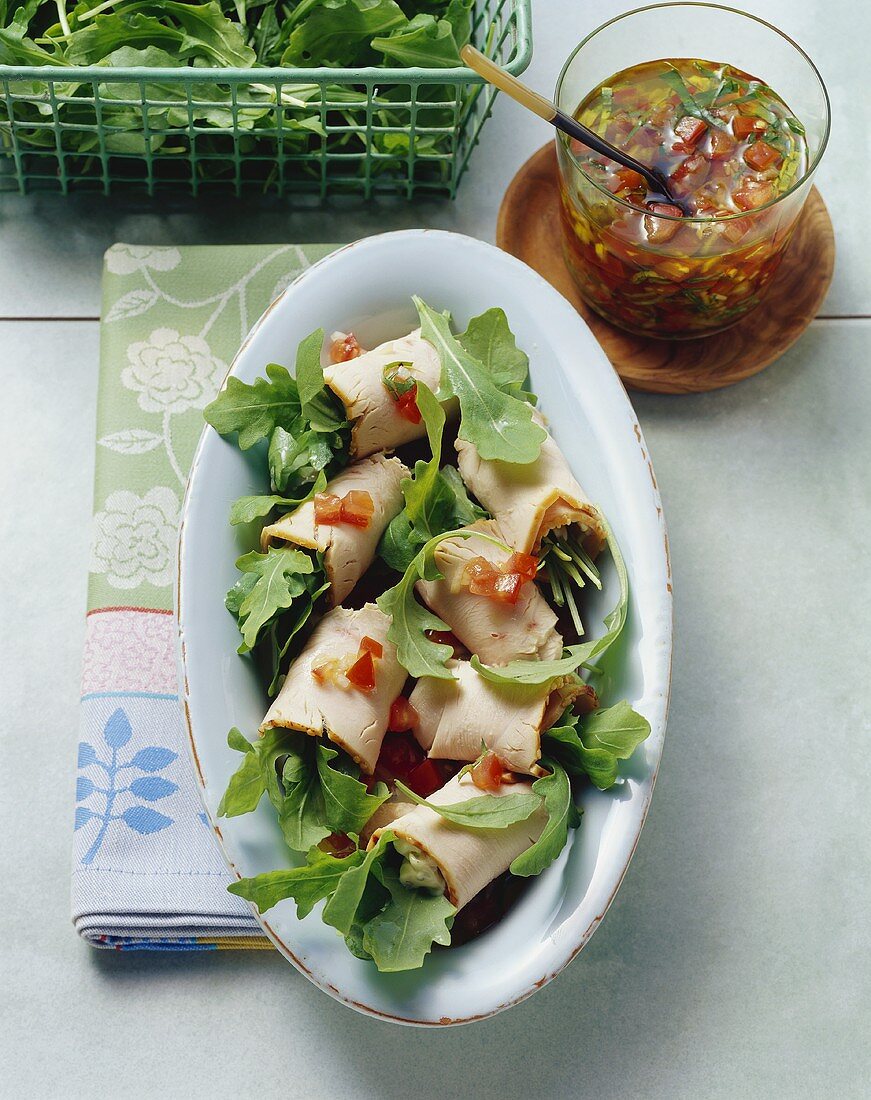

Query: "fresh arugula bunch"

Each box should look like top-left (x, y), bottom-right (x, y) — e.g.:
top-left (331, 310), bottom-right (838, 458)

top-left (0, 1), bottom-right (475, 187)
top-left (218, 727), bottom-right (390, 851)
top-left (206, 329), bottom-right (348, 689)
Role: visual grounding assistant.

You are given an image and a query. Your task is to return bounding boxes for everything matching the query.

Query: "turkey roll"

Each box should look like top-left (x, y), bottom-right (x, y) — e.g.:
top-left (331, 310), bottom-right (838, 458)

top-left (409, 661), bottom-right (596, 775)
top-left (260, 604), bottom-right (407, 774)
top-left (323, 329), bottom-right (454, 458)
top-left (415, 521), bottom-right (563, 665)
top-left (261, 454), bottom-right (407, 606)
top-left (369, 772), bottom-right (547, 911)
top-left (455, 414), bottom-right (606, 557)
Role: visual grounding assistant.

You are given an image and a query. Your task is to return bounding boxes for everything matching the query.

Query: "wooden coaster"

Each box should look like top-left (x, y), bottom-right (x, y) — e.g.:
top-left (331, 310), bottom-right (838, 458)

top-left (497, 144), bottom-right (835, 394)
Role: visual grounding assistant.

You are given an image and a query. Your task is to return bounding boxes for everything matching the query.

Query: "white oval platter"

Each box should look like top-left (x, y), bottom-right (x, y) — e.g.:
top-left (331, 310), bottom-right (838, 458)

top-left (177, 229), bottom-right (672, 1026)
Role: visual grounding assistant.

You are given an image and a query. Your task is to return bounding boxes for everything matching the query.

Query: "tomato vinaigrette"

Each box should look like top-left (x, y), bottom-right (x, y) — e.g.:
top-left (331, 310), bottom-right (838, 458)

top-left (559, 58), bottom-right (809, 336)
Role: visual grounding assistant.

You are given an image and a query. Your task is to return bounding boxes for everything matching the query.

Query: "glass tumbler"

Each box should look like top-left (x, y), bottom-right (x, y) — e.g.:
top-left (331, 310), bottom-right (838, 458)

top-left (555, 3), bottom-right (830, 338)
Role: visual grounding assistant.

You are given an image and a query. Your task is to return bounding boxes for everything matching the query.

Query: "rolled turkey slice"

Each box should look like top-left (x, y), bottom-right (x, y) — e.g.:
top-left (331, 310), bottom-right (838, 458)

top-left (323, 329), bottom-right (454, 458)
top-left (415, 520), bottom-right (563, 665)
top-left (260, 604), bottom-right (407, 774)
top-left (359, 796), bottom-right (416, 846)
top-left (409, 660), bottom-right (596, 775)
top-left (455, 412), bottom-right (606, 557)
top-left (369, 772), bottom-right (547, 911)
top-left (261, 454), bottom-right (407, 607)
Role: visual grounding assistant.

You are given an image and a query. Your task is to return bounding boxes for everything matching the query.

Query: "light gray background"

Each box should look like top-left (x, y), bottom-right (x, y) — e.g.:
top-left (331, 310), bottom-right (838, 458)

top-left (1, 2), bottom-right (868, 1098)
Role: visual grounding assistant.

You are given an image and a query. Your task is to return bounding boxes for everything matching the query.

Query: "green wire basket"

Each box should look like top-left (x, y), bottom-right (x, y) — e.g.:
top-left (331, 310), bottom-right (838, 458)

top-left (0, 0), bottom-right (531, 199)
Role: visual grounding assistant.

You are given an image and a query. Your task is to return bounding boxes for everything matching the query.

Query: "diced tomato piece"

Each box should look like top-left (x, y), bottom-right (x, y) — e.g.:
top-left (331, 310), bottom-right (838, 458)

top-left (330, 332), bottom-right (362, 363)
top-left (395, 385), bottom-right (421, 424)
top-left (314, 492), bottom-right (343, 524)
top-left (464, 556), bottom-right (499, 594)
top-left (359, 635), bottom-right (383, 659)
top-left (318, 832), bottom-right (356, 858)
top-left (743, 140), bottom-right (782, 172)
top-left (674, 115), bottom-right (707, 146)
top-left (505, 551), bottom-right (538, 582)
top-left (376, 732), bottom-right (425, 782)
top-left (611, 167), bottom-right (644, 192)
top-left (709, 129), bottom-right (736, 159)
top-left (644, 203), bottom-right (683, 244)
top-left (490, 571), bottom-right (524, 604)
top-left (733, 178), bottom-right (776, 210)
top-left (722, 215), bottom-right (754, 244)
top-left (471, 751), bottom-right (507, 792)
top-left (339, 489), bottom-right (374, 528)
top-left (345, 650), bottom-right (376, 693)
top-left (671, 154), bottom-right (709, 184)
top-left (425, 630), bottom-right (468, 659)
top-left (732, 114), bottom-right (766, 140)
top-left (406, 759), bottom-right (444, 799)
top-left (388, 696), bottom-right (419, 733)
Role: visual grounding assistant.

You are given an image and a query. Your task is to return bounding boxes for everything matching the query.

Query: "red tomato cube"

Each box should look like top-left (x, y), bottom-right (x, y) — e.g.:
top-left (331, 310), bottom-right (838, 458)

top-left (743, 140), bottom-right (782, 172)
top-left (674, 115), bottom-right (707, 146)
top-left (345, 650), bottom-right (376, 693)
top-left (313, 493), bottom-right (343, 524)
top-left (388, 696), bottom-right (419, 733)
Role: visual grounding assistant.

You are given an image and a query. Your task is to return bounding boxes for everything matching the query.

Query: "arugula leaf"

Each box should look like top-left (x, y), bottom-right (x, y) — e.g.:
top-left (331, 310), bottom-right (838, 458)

top-left (322, 829), bottom-right (394, 935)
top-left (217, 727), bottom-right (299, 818)
top-left (294, 328), bottom-right (346, 434)
top-left (362, 864), bottom-right (455, 972)
top-left (471, 517), bottom-right (629, 686)
top-left (232, 546), bottom-right (317, 650)
top-left (204, 363), bottom-right (300, 450)
top-left (394, 781), bottom-right (542, 829)
top-left (544, 702), bottom-right (650, 791)
top-left (281, 0), bottom-right (407, 67)
top-left (265, 577), bottom-right (330, 696)
top-left (457, 306), bottom-right (530, 394)
top-left (376, 381), bottom-right (454, 572)
top-left (268, 422), bottom-right (340, 494)
top-left (582, 700), bottom-right (651, 759)
top-left (316, 744), bottom-right (389, 835)
top-left (278, 748), bottom-right (331, 851)
top-left (414, 297), bottom-right (546, 464)
top-left (378, 461), bottom-right (484, 574)
top-left (401, 381), bottom-right (446, 540)
top-left (439, 464), bottom-right (487, 525)
top-left (229, 469), bottom-right (327, 526)
top-left (509, 760), bottom-right (579, 878)
top-left (371, 13), bottom-right (463, 67)
top-left (544, 720), bottom-right (618, 790)
top-left (273, 738), bottom-right (386, 852)
top-left (228, 846), bottom-right (365, 917)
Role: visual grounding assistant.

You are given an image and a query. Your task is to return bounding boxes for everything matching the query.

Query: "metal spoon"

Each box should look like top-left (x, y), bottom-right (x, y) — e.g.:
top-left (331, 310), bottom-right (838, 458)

top-left (460, 45), bottom-right (686, 213)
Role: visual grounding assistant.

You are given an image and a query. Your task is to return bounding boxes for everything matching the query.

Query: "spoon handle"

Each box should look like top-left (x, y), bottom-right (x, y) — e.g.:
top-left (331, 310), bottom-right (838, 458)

top-left (460, 45), bottom-right (678, 206)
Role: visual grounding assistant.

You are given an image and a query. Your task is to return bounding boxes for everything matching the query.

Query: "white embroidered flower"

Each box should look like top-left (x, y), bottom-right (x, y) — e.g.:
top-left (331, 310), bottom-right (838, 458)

top-left (91, 488), bottom-right (179, 590)
top-left (105, 244), bottom-right (181, 275)
top-left (122, 328), bottom-right (226, 414)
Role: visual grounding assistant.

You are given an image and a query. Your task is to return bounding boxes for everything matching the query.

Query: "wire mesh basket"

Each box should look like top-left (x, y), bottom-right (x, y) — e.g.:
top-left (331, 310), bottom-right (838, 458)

top-left (0, 0), bottom-right (531, 199)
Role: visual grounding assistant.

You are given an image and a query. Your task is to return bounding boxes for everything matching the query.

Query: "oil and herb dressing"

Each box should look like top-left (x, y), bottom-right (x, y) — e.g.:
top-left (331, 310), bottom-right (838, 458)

top-left (559, 58), bottom-right (810, 336)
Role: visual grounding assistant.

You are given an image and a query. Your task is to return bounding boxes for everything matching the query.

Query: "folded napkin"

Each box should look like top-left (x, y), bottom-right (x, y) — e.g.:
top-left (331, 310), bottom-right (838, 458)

top-left (72, 242), bottom-right (335, 950)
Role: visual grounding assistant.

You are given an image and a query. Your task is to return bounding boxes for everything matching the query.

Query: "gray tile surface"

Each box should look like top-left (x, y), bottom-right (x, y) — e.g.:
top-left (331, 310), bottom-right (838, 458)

top-left (1, 0), bottom-right (869, 1095)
